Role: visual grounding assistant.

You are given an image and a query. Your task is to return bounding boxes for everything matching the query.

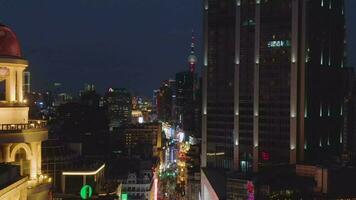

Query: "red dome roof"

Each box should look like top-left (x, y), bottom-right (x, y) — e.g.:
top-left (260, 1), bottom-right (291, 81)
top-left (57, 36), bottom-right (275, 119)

top-left (0, 24), bottom-right (21, 58)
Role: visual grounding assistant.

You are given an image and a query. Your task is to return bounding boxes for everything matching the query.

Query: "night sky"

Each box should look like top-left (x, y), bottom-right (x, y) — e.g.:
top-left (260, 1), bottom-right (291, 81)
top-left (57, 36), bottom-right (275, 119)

top-left (0, 0), bottom-right (355, 96)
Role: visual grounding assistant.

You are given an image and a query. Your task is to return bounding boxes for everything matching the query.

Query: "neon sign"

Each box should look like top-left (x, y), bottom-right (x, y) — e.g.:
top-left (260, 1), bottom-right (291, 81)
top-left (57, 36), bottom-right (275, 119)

top-left (80, 185), bottom-right (93, 199)
top-left (247, 181), bottom-right (255, 200)
top-left (262, 151), bottom-right (270, 161)
top-left (267, 40), bottom-right (291, 48)
top-left (121, 193), bottom-right (128, 200)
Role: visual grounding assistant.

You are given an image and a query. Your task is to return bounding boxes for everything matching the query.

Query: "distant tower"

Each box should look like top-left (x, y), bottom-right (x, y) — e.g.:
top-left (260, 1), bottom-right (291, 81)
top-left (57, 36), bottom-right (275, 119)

top-left (187, 30), bottom-right (197, 73)
top-left (24, 71), bottom-right (30, 94)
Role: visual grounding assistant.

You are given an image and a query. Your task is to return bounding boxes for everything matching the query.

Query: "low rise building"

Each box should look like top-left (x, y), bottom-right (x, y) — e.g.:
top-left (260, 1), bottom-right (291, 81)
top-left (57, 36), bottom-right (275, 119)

top-left (119, 171), bottom-right (153, 200)
top-left (59, 161), bottom-right (105, 199)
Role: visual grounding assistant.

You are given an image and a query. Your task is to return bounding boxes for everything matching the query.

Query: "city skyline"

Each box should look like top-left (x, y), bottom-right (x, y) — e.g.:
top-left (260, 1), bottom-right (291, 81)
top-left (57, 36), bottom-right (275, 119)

top-left (0, 0), bottom-right (203, 96)
top-left (0, 1), bottom-right (355, 199)
top-left (0, 0), bottom-right (354, 95)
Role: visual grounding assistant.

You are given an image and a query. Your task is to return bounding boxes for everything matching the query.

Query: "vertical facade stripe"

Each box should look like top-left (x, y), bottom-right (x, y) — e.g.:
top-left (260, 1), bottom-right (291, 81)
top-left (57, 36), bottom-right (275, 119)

top-left (298, 0), bottom-right (306, 162)
top-left (290, 0), bottom-right (299, 164)
top-left (201, 0), bottom-right (208, 168)
top-left (253, 0), bottom-right (261, 173)
top-left (233, 0), bottom-right (241, 171)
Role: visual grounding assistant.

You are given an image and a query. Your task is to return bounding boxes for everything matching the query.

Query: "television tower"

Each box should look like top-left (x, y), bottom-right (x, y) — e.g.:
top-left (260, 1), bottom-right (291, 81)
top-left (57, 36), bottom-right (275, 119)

top-left (187, 30), bottom-right (197, 73)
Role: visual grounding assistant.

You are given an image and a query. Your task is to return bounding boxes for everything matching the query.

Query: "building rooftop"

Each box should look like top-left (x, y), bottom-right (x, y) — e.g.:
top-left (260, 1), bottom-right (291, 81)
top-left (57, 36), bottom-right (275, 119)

top-left (62, 159), bottom-right (105, 176)
top-left (0, 23), bottom-right (22, 58)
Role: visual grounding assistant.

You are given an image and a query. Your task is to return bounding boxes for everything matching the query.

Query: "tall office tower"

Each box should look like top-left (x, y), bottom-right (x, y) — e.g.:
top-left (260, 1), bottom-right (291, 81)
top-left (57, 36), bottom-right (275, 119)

top-left (105, 88), bottom-right (132, 130)
top-left (23, 71), bottom-right (30, 95)
top-left (202, 0), bottom-right (349, 172)
top-left (157, 80), bottom-right (175, 122)
top-left (176, 72), bottom-right (198, 130)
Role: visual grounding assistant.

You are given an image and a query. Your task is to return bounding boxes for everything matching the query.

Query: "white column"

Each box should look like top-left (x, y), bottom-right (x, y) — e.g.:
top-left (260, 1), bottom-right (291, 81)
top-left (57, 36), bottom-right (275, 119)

top-left (16, 68), bottom-right (24, 102)
top-left (2, 144), bottom-right (12, 162)
top-left (30, 142), bottom-right (39, 179)
top-left (36, 142), bottom-right (42, 175)
top-left (5, 68), bottom-right (16, 102)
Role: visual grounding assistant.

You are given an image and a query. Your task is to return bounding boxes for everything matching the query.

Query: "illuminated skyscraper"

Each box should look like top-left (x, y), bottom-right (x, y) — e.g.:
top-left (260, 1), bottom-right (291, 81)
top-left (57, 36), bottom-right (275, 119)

top-left (105, 88), bottom-right (132, 130)
top-left (202, 0), bottom-right (349, 172)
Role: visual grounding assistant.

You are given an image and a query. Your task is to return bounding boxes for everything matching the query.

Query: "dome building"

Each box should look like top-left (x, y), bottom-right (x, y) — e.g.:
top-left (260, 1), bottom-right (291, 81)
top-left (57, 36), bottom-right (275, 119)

top-left (0, 23), bottom-right (22, 58)
top-left (0, 23), bottom-right (50, 200)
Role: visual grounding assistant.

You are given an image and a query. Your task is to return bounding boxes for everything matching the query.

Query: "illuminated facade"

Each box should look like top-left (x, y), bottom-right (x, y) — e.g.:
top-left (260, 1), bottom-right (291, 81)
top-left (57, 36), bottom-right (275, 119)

top-left (104, 88), bottom-right (132, 130)
top-left (123, 122), bottom-right (162, 158)
top-left (0, 23), bottom-right (50, 200)
top-left (202, 0), bottom-right (349, 172)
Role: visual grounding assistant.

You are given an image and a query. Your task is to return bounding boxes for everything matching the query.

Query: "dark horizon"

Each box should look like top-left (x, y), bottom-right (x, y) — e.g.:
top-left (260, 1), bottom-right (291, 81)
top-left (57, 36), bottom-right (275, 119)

top-left (0, 0), bottom-right (355, 97)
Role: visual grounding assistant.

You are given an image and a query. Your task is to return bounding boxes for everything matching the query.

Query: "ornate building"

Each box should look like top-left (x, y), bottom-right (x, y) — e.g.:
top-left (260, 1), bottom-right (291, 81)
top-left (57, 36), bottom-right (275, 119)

top-left (0, 23), bottom-right (50, 200)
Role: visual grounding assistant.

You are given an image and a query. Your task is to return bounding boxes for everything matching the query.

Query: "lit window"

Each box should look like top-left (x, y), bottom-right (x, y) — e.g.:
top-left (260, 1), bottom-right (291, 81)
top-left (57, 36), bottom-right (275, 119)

top-left (321, 0), bottom-right (324, 7)
top-left (320, 103), bottom-right (323, 117)
top-left (320, 51), bottom-right (324, 65)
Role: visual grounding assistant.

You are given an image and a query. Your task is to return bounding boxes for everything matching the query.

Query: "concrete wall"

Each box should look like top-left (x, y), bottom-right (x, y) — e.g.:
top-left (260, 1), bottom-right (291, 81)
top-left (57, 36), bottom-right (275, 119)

top-left (0, 177), bottom-right (28, 200)
top-left (0, 107), bottom-right (28, 125)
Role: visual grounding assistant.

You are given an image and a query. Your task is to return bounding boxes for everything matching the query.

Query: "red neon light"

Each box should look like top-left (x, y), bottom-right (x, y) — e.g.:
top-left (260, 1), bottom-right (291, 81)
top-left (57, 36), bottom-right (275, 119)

top-left (247, 181), bottom-right (255, 200)
top-left (262, 151), bottom-right (270, 161)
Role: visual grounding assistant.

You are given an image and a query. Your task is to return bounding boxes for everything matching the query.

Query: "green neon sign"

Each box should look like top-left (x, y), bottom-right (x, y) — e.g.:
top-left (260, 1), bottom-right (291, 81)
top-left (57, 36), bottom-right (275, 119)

top-left (121, 193), bottom-right (128, 200)
top-left (80, 185), bottom-right (93, 199)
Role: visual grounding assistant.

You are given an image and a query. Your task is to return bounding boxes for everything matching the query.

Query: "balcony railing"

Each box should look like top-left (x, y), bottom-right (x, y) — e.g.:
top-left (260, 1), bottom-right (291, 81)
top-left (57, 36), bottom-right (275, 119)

top-left (0, 101), bottom-right (27, 107)
top-left (0, 120), bottom-right (47, 133)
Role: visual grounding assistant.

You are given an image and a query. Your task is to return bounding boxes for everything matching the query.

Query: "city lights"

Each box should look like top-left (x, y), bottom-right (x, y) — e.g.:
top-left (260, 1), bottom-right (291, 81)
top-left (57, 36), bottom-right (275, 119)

top-left (0, 1), bottom-right (354, 199)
